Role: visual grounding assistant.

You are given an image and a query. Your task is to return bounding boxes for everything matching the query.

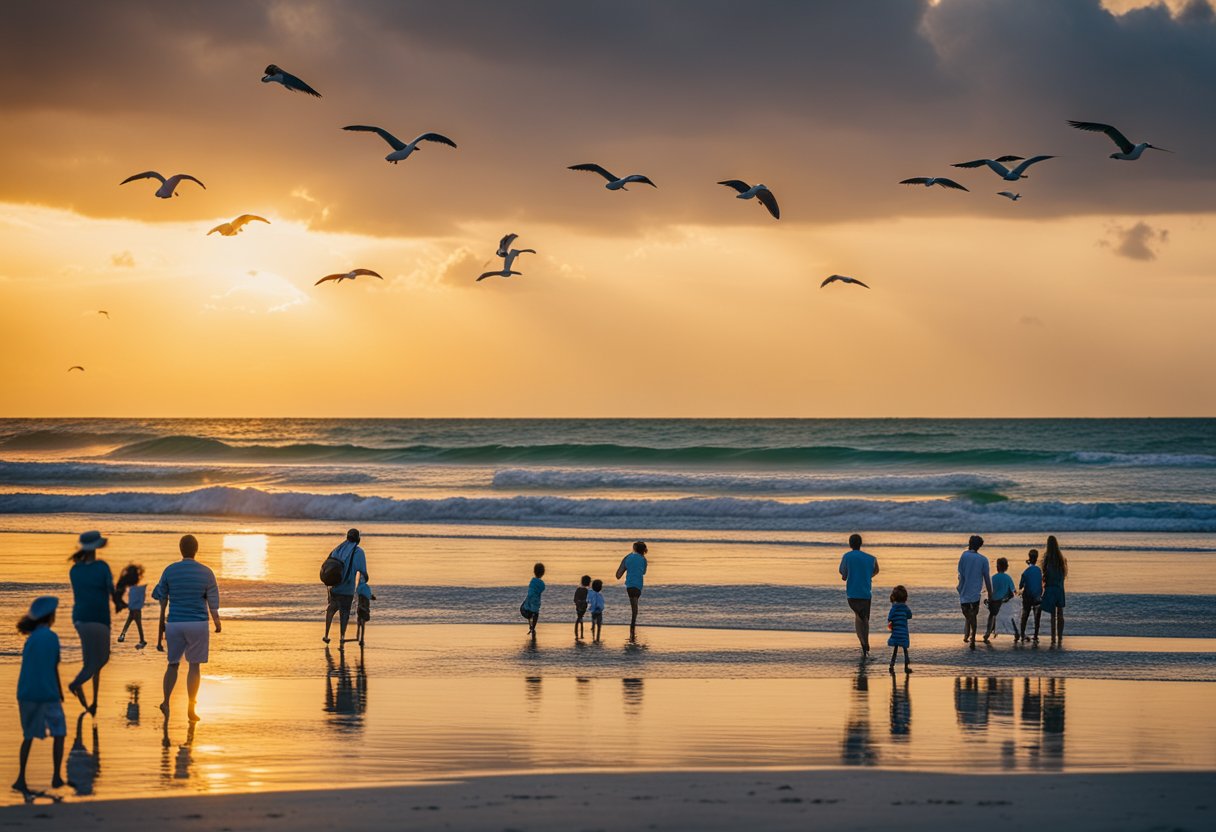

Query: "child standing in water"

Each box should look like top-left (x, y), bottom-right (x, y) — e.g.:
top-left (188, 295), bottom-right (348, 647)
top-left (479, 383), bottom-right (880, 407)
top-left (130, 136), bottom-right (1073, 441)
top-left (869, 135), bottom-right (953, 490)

top-left (573, 575), bottom-right (591, 639)
top-left (588, 579), bottom-right (605, 641)
top-left (14, 596), bottom-right (66, 794)
top-left (1019, 549), bottom-right (1044, 642)
top-left (354, 579), bottom-right (375, 647)
top-left (520, 563), bottom-right (545, 636)
top-left (887, 586), bottom-right (912, 673)
top-left (115, 563), bottom-right (147, 648)
top-left (983, 557), bottom-right (1017, 642)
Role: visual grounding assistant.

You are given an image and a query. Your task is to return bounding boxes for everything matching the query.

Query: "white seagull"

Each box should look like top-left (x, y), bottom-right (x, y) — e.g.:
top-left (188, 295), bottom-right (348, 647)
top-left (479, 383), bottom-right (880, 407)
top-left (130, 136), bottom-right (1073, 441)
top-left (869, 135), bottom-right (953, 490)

top-left (899, 177), bottom-right (969, 191)
top-left (478, 248), bottom-right (535, 282)
top-left (717, 180), bottom-right (780, 219)
top-left (120, 171), bottom-right (206, 199)
top-left (261, 64), bottom-right (321, 98)
top-left (952, 155), bottom-right (1056, 180)
top-left (207, 214), bottom-right (270, 236)
top-left (997, 191), bottom-right (1022, 201)
top-left (342, 126), bottom-right (457, 164)
top-left (315, 268), bottom-right (383, 286)
top-left (1068, 120), bottom-right (1172, 160)
top-left (568, 164), bottom-right (656, 190)
top-left (496, 233), bottom-right (519, 258)
top-left (820, 274), bottom-right (870, 289)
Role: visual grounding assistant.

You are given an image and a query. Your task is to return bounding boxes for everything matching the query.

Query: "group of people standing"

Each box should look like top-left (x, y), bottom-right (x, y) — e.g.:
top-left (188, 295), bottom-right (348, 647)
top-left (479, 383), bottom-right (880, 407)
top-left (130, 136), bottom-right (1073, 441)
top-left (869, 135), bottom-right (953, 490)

top-left (521, 541), bottom-right (649, 639)
top-left (840, 533), bottom-right (1071, 672)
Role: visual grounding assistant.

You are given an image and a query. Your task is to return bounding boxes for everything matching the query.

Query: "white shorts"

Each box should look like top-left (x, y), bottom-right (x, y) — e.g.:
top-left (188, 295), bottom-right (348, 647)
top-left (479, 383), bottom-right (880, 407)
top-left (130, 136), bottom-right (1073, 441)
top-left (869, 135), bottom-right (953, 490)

top-left (165, 621), bottom-right (210, 664)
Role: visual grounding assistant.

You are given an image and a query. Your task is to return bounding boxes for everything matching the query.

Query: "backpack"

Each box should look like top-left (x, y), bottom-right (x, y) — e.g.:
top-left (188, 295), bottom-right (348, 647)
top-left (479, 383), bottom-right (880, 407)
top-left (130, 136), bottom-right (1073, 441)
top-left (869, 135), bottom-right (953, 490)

top-left (320, 543), bottom-right (357, 587)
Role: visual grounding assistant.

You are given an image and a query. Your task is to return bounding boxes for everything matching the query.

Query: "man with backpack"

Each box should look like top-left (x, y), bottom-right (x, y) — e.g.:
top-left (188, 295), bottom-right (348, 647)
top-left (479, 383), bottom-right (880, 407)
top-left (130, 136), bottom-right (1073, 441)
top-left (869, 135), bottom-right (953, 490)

top-left (321, 529), bottom-right (369, 650)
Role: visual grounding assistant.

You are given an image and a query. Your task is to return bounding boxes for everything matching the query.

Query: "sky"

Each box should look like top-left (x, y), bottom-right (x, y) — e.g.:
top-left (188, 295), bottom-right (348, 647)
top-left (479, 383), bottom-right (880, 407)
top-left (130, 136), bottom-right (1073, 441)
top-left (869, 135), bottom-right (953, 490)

top-left (0, 0), bottom-right (1214, 417)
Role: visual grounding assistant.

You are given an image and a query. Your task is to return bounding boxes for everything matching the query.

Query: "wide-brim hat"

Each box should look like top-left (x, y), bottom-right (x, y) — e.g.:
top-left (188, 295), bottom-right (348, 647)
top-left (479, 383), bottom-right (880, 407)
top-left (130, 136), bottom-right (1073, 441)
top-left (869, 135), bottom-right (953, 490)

top-left (77, 530), bottom-right (108, 551)
top-left (28, 596), bottom-right (59, 620)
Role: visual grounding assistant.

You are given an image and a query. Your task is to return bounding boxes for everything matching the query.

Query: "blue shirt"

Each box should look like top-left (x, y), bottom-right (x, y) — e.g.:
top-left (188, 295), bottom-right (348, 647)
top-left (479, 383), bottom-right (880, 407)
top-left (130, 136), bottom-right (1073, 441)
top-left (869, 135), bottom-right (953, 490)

top-left (357, 580), bottom-right (373, 600)
top-left (17, 626), bottom-right (61, 703)
top-left (1019, 565), bottom-right (1043, 600)
top-left (619, 553), bottom-right (648, 589)
top-left (887, 602), bottom-right (912, 646)
top-left (957, 550), bottom-right (992, 604)
top-left (588, 589), bottom-right (605, 614)
top-left (838, 549), bottom-right (878, 599)
top-left (152, 559), bottom-right (220, 623)
top-left (326, 542), bottom-right (369, 596)
top-left (70, 559), bottom-right (115, 626)
top-left (523, 577), bottom-right (545, 612)
top-left (991, 572), bottom-right (1015, 602)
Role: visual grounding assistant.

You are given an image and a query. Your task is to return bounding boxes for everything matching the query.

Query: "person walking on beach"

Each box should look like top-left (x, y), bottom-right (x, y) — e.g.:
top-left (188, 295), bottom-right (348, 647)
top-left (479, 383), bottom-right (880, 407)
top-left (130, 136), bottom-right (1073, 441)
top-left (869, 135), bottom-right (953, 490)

top-left (957, 535), bottom-right (992, 647)
top-left (1019, 549), bottom-right (1044, 642)
top-left (520, 562), bottom-right (545, 636)
top-left (13, 596), bottom-right (66, 794)
top-left (886, 585), bottom-right (912, 673)
top-left (839, 533), bottom-right (879, 657)
top-left (588, 579), bottom-right (606, 641)
top-left (115, 563), bottom-right (148, 648)
top-left (573, 575), bottom-right (591, 639)
top-left (67, 531), bottom-right (116, 715)
top-left (152, 535), bottom-right (221, 722)
top-left (616, 541), bottom-right (648, 636)
top-left (322, 529), bottom-right (369, 650)
top-left (1040, 536), bottom-right (1068, 645)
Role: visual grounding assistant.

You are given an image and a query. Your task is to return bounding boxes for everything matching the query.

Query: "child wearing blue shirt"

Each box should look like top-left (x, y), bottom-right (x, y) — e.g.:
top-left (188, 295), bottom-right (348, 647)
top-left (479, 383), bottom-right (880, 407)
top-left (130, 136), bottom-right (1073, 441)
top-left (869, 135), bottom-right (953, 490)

top-left (983, 557), bottom-right (1017, 642)
top-left (520, 563), bottom-right (545, 636)
top-left (887, 586), bottom-right (912, 673)
top-left (1019, 549), bottom-right (1044, 642)
top-left (587, 579), bottom-right (606, 641)
top-left (13, 596), bottom-right (66, 794)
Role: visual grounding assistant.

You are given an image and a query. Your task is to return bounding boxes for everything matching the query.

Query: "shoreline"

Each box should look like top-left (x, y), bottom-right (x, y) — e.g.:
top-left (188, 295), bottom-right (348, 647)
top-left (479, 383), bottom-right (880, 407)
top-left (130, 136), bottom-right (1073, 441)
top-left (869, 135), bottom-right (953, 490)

top-left (4, 769), bottom-right (1213, 830)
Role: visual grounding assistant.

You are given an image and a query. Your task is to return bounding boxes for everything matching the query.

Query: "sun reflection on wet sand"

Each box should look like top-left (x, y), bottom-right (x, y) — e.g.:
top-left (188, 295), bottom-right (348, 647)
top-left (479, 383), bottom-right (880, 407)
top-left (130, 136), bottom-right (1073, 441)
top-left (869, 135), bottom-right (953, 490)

top-left (220, 533), bottom-right (269, 582)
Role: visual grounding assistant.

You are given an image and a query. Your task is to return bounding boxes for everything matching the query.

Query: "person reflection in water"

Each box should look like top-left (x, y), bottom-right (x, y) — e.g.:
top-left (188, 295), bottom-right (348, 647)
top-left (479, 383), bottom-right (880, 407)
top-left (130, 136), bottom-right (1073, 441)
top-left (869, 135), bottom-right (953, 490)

top-left (841, 668), bottom-right (878, 765)
top-left (622, 677), bottom-right (644, 718)
top-left (324, 647), bottom-right (367, 728)
top-left (889, 672), bottom-right (911, 740)
top-left (65, 711), bottom-right (99, 796)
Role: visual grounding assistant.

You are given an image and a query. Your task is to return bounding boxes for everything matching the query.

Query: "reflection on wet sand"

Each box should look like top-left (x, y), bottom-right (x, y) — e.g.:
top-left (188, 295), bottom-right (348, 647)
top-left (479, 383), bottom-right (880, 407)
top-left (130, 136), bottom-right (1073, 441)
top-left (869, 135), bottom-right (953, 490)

top-left (324, 647), bottom-right (367, 730)
top-left (66, 712), bottom-right (99, 797)
top-left (622, 678), bottom-right (644, 718)
top-left (842, 668), bottom-right (878, 766)
top-left (954, 676), bottom-right (1066, 770)
top-left (125, 683), bottom-right (141, 726)
top-left (889, 673), bottom-right (911, 741)
top-left (161, 721), bottom-right (197, 783)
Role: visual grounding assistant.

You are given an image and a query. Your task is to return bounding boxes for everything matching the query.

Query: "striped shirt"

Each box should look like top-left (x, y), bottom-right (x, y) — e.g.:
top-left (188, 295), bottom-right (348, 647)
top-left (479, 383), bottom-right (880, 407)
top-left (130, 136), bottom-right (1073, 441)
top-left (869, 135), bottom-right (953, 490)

top-left (152, 559), bottom-right (220, 623)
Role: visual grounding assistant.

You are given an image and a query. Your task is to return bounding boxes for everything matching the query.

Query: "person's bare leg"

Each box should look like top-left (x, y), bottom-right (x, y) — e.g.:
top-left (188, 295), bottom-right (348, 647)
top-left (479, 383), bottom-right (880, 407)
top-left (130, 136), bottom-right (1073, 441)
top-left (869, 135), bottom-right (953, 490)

top-left (1020, 606), bottom-right (1030, 641)
top-left (12, 738), bottom-right (32, 791)
top-left (338, 606), bottom-right (350, 648)
top-left (629, 596), bottom-right (639, 634)
top-left (88, 671), bottom-right (100, 716)
top-left (161, 661), bottom-right (180, 716)
top-left (134, 611), bottom-right (146, 645)
top-left (323, 605), bottom-right (336, 643)
top-left (1057, 611), bottom-right (1064, 642)
top-left (889, 646), bottom-right (898, 672)
top-left (186, 663), bottom-right (201, 722)
top-left (119, 614), bottom-right (132, 642)
top-left (857, 612), bottom-right (870, 653)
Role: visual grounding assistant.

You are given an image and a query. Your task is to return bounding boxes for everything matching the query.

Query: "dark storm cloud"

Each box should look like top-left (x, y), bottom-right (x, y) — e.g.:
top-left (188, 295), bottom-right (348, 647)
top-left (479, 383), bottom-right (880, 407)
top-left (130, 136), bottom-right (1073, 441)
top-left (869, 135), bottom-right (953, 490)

top-left (0, 0), bottom-right (1214, 235)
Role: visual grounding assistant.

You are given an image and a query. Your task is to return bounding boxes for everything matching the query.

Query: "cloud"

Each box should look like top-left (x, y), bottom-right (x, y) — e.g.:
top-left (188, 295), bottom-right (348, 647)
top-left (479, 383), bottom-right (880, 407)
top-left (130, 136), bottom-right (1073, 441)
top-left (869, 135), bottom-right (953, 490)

top-left (1102, 220), bottom-right (1170, 260)
top-left (110, 250), bottom-right (135, 268)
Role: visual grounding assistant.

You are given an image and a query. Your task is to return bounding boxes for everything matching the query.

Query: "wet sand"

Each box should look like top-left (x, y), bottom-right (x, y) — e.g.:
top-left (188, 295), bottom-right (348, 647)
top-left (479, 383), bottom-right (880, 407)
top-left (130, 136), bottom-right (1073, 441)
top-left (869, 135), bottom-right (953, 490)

top-left (4, 770), bottom-right (1214, 831)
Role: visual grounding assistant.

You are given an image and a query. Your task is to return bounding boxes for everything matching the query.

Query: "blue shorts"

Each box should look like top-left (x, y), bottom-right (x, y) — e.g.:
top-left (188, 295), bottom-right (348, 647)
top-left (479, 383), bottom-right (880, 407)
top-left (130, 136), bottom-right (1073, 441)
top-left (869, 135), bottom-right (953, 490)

top-left (19, 700), bottom-right (66, 741)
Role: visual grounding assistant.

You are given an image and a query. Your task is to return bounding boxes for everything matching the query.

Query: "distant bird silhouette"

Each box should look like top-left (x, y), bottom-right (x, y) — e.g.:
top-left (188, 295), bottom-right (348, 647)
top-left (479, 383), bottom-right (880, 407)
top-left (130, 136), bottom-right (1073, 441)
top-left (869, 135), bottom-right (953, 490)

top-left (899, 177), bottom-right (968, 191)
top-left (496, 233), bottom-right (519, 258)
top-left (997, 191), bottom-right (1022, 201)
top-left (342, 126), bottom-right (457, 164)
top-left (208, 215), bottom-right (270, 236)
top-left (952, 156), bottom-right (1056, 180)
top-left (97, 311), bottom-right (109, 319)
top-left (315, 269), bottom-right (383, 286)
top-left (120, 172), bottom-right (205, 199)
top-left (717, 180), bottom-right (780, 219)
top-left (68, 366), bottom-right (84, 373)
top-left (568, 164), bottom-right (656, 190)
top-left (820, 274), bottom-right (870, 289)
top-left (261, 64), bottom-right (321, 98)
top-left (1068, 120), bottom-right (1171, 160)
top-left (478, 248), bottom-right (535, 282)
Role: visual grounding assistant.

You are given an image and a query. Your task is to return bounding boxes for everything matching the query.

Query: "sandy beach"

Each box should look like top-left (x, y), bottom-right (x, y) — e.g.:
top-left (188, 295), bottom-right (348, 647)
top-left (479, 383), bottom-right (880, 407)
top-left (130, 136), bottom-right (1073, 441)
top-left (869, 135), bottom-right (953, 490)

top-left (5, 770), bottom-right (1214, 831)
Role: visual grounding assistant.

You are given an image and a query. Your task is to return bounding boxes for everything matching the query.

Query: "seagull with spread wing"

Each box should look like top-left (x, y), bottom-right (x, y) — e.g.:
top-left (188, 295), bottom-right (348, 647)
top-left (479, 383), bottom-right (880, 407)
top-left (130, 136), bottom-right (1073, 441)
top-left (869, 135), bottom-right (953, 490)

top-left (208, 215), bottom-right (270, 237)
top-left (342, 125), bottom-right (457, 164)
top-left (67, 366), bottom-right (84, 373)
top-left (120, 172), bottom-right (206, 199)
top-left (496, 233), bottom-right (519, 258)
top-left (315, 269), bottom-right (383, 286)
top-left (261, 64), bottom-right (322, 98)
top-left (899, 177), bottom-right (969, 191)
top-left (821, 275), bottom-right (870, 289)
top-left (717, 180), bottom-right (780, 219)
top-left (1068, 120), bottom-right (1171, 160)
top-left (952, 155), bottom-right (1056, 180)
top-left (568, 164), bottom-right (656, 191)
top-left (478, 248), bottom-right (536, 282)
top-left (997, 191), bottom-right (1022, 201)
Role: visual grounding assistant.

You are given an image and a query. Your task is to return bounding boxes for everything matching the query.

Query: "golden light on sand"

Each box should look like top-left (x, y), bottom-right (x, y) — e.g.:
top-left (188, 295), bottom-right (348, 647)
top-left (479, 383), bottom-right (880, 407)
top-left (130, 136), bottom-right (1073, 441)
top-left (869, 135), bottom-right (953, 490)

top-left (220, 533), bottom-right (269, 581)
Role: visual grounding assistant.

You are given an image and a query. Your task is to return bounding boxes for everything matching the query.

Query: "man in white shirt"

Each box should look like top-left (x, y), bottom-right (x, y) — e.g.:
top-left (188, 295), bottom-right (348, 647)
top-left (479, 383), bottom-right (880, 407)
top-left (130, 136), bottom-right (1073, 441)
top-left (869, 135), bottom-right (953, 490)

top-left (957, 534), bottom-right (993, 647)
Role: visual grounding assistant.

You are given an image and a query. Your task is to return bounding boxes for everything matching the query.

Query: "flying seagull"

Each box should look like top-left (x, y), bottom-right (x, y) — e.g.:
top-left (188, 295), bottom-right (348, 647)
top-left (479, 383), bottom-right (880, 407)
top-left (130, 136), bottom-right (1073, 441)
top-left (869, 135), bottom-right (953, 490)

top-left (97, 310), bottom-right (110, 318)
top-left (496, 233), bottom-right (519, 258)
top-left (717, 180), bottom-right (780, 219)
top-left (997, 191), bottom-right (1022, 201)
top-left (952, 156), bottom-right (1056, 180)
top-left (342, 126), bottom-right (457, 164)
top-left (899, 177), bottom-right (969, 191)
top-left (568, 164), bottom-right (656, 191)
top-left (315, 268), bottom-right (383, 286)
top-left (208, 215), bottom-right (270, 237)
top-left (478, 248), bottom-right (536, 282)
top-left (67, 366), bottom-right (84, 373)
top-left (820, 274), bottom-right (870, 289)
top-left (261, 64), bottom-right (321, 98)
top-left (120, 172), bottom-right (206, 199)
top-left (1068, 120), bottom-right (1171, 160)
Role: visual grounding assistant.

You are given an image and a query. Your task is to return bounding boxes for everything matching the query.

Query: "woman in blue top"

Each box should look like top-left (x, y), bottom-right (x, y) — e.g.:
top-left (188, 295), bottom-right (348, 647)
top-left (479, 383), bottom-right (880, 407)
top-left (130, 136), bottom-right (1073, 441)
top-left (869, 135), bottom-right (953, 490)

top-left (520, 562), bottom-right (545, 636)
top-left (887, 585), bottom-right (912, 673)
top-left (67, 531), bottom-right (116, 715)
top-left (615, 541), bottom-right (648, 636)
top-left (1040, 536), bottom-right (1068, 645)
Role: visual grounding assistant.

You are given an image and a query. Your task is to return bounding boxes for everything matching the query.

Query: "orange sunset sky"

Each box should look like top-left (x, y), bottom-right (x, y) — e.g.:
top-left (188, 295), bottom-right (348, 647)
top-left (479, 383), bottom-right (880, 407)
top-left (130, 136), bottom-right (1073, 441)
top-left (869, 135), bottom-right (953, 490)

top-left (0, 0), bottom-right (1213, 417)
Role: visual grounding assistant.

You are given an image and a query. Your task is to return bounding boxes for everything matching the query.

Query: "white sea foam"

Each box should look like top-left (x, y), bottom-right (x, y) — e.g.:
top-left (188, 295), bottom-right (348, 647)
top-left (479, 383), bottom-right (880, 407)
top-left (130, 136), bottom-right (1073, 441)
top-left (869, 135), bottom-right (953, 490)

top-left (491, 468), bottom-right (1014, 493)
